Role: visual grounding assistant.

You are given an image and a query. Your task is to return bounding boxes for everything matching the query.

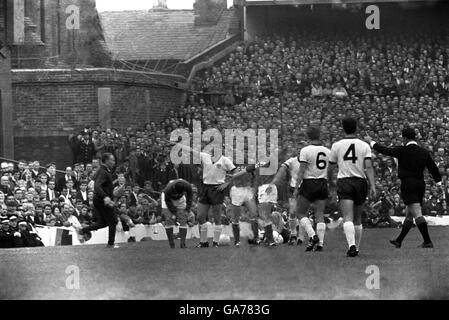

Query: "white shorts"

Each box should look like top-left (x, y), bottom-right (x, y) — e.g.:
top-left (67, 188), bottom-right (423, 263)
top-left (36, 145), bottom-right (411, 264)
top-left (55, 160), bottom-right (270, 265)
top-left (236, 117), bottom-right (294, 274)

top-left (161, 192), bottom-right (187, 210)
top-left (230, 186), bottom-right (254, 206)
top-left (258, 184), bottom-right (278, 204)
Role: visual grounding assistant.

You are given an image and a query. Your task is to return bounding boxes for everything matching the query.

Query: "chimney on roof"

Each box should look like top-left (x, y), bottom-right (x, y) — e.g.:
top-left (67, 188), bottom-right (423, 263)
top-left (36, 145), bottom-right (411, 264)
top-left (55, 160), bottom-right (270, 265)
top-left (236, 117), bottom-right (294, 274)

top-left (194, 0), bottom-right (227, 26)
top-left (152, 0), bottom-right (168, 10)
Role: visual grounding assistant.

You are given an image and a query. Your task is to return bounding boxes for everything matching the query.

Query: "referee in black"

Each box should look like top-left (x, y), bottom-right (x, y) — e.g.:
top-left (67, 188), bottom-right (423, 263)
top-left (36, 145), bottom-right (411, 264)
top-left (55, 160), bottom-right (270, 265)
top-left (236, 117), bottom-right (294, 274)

top-left (79, 153), bottom-right (119, 248)
top-left (366, 127), bottom-right (442, 249)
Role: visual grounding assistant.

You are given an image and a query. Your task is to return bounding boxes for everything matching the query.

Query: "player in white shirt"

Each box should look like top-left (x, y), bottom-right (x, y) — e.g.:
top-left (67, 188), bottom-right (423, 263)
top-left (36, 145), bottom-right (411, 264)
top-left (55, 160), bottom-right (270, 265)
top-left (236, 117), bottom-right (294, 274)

top-left (176, 143), bottom-right (239, 248)
top-left (266, 154), bottom-right (307, 246)
top-left (293, 126), bottom-right (331, 252)
top-left (329, 118), bottom-right (376, 257)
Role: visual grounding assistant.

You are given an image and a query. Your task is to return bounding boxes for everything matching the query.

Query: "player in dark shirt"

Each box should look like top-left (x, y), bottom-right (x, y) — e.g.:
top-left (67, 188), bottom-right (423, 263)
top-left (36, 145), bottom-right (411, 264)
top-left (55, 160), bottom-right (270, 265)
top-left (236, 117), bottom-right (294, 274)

top-left (161, 179), bottom-right (193, 249)
top-left (367, 127), bottom-right (442, 248)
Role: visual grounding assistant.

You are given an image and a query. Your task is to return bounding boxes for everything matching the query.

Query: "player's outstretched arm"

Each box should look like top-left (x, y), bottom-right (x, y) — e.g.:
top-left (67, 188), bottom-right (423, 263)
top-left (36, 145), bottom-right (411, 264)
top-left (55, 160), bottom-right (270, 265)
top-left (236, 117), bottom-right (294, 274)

top-left (365, 136), bottom-right (402, 158)
top-left (174, 143), bottom-right (203, 157)
top-left (295, 163), bottom-right (307, 189)
top-left (270, 165), bottom-right (287, 187)
top-left (163, 183), bottom-right (179, 215)
top-left (293, 163), bottom-right (307, 197)
top-left (183, 182), bottom-right (194, 213)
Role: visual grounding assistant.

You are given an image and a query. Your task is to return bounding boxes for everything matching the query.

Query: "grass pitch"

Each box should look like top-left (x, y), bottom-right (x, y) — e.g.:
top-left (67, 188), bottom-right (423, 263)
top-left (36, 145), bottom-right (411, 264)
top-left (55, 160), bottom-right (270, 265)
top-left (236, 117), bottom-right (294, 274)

top-left (1, 227), bottom-right (449, 300)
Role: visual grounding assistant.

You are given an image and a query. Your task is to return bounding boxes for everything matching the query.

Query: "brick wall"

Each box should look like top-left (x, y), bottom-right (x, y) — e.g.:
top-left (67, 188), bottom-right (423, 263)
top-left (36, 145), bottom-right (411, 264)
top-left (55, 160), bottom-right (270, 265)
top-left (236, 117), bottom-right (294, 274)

top-left (12, 68), bottom-right (186, 168)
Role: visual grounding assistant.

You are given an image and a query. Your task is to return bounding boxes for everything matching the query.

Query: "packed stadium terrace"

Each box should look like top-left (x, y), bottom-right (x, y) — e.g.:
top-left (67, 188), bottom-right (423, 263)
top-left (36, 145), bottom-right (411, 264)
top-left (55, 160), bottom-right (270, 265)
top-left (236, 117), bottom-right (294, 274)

top-left (2, 4), bottom-right (449, 248)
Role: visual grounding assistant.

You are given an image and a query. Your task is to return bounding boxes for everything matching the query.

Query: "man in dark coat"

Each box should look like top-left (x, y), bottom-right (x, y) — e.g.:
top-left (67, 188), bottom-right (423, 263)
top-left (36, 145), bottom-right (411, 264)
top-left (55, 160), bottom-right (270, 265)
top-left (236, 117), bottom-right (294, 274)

top-left (367, 127), bottom-right (442, 249)
top-left (79, 153), bottom-right (118, 248)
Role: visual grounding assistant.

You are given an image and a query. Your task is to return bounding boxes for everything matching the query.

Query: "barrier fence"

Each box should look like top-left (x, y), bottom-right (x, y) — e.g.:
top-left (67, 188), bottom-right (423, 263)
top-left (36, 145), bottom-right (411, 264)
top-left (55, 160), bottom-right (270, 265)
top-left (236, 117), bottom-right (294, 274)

top-left (35, 223), bottom-right (235, 247)
top-left (34, 216), bottom-right (449, 247)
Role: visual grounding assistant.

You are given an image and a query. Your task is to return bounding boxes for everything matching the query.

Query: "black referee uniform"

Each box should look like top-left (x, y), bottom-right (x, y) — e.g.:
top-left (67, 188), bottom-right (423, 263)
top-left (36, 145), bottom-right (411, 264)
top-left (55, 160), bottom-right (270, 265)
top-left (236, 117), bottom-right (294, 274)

top-left (372, 139), bottom-right (441, 247)
top-left (372, 142), bottom-right (441, 205)
top-left (81, 164), bottom-right (118, 246)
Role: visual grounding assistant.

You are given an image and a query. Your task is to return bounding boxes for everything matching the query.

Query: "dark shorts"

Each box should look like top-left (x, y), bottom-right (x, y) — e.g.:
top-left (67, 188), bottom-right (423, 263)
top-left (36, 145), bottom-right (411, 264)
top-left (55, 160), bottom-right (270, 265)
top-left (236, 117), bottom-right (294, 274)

top-left (401, 178), bottom-right (425, 206)
top-left (199, 184), bottom-right (225, 206)
top-left (299, 179), bottom-right (329, 203)
top-left (337, 178), bottom-right (368, 206)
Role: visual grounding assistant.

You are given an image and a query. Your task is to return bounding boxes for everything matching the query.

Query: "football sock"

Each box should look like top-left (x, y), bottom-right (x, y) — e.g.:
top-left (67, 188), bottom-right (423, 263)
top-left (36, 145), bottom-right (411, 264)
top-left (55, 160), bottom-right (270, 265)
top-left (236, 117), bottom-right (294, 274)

top-left (265, 224), bottom-right (275, 243)
top-left (179, 227), bottom-right (188, 246)
top-left (289, 219), bottom-right (297, 237)
top-left (108, 222), bottom-right (116, 246)
top-left (251, 219), bottom-right (259, 240)
top-left (232, 223), bottom-right (240, 243)
top-left (300, 217), bottom-right (316, 239)
top-left (165, 227), bottom-right (175, 247)
top-left (343, 221), bottom-right (356, 248)
top-left (200, 223), bottom-right (208, 243)
top-left (316, 223), bottom-right (326, 246)
top-left (416, 216), bottom-right (432, 244)
top-left (213, 225), bottom-right (223, 243)
top-left (354, 225), bottom-right (363, 251)
top-left (396, 218), bottom-right (414, 244)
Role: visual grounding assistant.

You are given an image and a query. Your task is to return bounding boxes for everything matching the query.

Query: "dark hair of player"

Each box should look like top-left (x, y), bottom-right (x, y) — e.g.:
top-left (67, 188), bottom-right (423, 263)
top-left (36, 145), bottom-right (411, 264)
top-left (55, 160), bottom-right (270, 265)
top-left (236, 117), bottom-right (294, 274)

top-left (402, 127), bottom-right (416, 140)
top-left (342, 117), bottom-right (357, 135)
top-left (306, 126), bottom-right (321, 141)
top-left (171, 182), bottom-right (185, 200)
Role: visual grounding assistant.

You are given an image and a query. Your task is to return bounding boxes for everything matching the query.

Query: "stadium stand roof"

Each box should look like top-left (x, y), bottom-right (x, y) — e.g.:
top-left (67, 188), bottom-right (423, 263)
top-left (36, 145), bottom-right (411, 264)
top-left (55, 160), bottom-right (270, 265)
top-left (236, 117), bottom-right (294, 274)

top-left (243, 0), bottom-right (438, 5)
top-left (99, 9), bottom-right (239, 62)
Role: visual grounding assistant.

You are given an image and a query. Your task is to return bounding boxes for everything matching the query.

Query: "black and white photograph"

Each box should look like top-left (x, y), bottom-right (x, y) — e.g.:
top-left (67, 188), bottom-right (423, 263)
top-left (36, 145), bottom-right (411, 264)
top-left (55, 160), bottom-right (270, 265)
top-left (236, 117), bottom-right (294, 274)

top-left (1, 0), bottom-right (449, 305)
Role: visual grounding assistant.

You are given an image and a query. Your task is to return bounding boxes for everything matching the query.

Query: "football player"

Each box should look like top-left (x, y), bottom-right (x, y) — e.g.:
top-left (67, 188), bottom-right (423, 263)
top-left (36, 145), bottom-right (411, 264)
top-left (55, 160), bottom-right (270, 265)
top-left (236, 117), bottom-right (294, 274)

top-left (266, 152), bottom-right (306, 245)
top-left (176, 143), bottom-right (245, 248)
top-left (228, 164), bottom-right (262, 246)
top-left (161, 179), bottom-right (193, 249)
top-left (329, 118), bottom-right (376, 257)
top-left (294, 126), bottom-right (331, 252)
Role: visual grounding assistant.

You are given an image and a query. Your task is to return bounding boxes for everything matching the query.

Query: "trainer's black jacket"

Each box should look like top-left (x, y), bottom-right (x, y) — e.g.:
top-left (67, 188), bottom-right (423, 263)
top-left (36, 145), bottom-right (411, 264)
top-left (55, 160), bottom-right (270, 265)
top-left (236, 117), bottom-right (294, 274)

top-left (94, 165), bottom-right (114, 202)
top-left (163, 179), bottom-right (193, 214)
top-left (372, 142), bottom-right (442, 182)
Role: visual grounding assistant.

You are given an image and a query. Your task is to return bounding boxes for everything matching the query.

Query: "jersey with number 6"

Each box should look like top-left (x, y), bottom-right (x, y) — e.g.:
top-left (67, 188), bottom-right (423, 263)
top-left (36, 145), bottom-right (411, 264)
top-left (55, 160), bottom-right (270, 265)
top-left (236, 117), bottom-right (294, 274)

top-left (329, 139), bottom-right (372, 179)
top-left (299, 145), bottom-right (331, 180)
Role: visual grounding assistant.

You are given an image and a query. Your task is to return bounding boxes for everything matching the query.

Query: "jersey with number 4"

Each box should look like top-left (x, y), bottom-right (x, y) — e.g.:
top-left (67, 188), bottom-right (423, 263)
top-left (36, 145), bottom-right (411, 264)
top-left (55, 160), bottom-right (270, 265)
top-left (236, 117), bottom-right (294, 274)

top-left (299, 145), bottom-right (331, 180)
top-left (329, 138), bottom-right (372, 179)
